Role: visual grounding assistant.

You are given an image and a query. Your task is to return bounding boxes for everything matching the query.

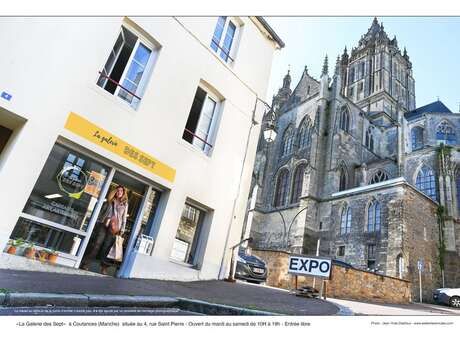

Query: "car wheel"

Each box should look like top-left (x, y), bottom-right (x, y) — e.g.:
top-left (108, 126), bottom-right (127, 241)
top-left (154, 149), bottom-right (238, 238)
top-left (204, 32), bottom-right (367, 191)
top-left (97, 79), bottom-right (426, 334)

top-left (449, 296), bottom-right (460, 308)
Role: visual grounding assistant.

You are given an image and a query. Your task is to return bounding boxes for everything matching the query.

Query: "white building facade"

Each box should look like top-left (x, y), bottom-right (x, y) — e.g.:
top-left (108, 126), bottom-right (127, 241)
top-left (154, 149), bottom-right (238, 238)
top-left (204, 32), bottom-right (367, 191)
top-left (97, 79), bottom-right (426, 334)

top-left (0, 16), bottom-right (283, 280)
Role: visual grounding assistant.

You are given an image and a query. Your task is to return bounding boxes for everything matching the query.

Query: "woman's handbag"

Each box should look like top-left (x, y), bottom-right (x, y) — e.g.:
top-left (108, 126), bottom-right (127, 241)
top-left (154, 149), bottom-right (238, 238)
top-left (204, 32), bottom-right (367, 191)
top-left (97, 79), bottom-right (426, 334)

top-left (107, 235), bottom-right (124, 262)
top-left (109, 216), bottom-right (120, 235)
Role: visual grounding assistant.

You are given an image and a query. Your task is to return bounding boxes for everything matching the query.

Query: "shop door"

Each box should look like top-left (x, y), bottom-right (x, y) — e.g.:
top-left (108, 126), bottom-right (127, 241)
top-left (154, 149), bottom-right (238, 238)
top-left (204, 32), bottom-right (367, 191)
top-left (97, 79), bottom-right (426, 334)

top-left (80, 171), bottom-right (149, 276)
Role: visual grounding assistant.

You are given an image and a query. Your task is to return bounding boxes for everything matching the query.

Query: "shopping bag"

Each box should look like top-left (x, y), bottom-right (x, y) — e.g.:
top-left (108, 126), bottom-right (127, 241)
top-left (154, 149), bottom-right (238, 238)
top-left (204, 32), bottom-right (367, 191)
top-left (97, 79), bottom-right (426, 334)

top-left (107, 235), bottom-right (123, 262)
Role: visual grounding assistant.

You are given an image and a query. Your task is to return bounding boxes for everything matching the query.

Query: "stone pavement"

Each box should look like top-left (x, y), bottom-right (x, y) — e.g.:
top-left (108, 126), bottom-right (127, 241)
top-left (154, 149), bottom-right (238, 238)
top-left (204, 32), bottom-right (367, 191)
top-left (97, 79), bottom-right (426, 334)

top-left (0, 269), bottom-right (338, 315)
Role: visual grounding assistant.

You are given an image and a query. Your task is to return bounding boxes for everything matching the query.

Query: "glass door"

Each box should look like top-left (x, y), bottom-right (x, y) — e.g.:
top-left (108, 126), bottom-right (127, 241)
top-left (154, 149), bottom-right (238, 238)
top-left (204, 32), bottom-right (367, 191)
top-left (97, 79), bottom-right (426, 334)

top-left (79, 171), bottom-right (148, 276)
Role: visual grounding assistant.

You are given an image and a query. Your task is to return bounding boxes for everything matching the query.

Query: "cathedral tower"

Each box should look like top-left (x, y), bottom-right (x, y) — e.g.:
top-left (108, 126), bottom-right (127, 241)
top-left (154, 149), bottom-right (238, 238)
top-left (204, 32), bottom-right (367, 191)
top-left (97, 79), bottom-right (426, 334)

top-left (340, 18), bottom-right (416, 120)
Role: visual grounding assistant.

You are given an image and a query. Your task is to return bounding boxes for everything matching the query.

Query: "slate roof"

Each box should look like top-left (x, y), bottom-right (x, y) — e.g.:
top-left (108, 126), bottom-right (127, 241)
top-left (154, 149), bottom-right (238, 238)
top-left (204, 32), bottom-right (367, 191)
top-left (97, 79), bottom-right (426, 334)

top-left (404, 100), bottom-right (452, 120)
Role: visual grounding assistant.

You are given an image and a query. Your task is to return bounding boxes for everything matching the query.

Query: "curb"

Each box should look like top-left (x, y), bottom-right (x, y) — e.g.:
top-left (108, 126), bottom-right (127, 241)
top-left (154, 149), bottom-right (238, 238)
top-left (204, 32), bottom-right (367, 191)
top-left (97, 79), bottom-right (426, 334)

top-left (0, 293), bottom-right (282, 315)
top-left (177, 298), bottom-right (282, 316)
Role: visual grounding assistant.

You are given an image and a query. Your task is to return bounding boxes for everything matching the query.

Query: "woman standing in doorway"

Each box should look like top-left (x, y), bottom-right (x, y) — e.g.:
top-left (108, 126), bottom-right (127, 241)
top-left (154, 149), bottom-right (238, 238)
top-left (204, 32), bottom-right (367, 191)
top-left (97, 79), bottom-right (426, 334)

top-left (81, 185), bottom-right (129, 275)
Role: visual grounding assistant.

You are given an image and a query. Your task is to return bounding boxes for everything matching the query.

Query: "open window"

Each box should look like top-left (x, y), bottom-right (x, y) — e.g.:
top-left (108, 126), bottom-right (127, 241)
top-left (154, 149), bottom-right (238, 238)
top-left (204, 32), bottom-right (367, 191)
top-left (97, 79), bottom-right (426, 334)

top-left (97, 24), bottom-right (159, 109)
top-left (182, 85), bottom-right (221, 154)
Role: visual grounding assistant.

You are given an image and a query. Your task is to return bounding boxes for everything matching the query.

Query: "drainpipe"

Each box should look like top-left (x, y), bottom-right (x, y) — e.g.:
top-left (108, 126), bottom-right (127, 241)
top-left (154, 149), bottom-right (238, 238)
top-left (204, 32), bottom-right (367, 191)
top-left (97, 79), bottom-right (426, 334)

top-left (218, 96), bottom-right (259, 279)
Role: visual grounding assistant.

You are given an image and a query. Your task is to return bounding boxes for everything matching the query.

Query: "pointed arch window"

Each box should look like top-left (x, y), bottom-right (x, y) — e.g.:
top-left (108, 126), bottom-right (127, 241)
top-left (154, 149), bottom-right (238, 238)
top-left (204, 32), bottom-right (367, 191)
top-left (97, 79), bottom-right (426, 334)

top-left (369, 170), bottom-right (389, 185)
top-left (411, 126), bottom-right (424, 150)
top-left (340, 206), bottom-right (352, 234)
top-left (291, 164), bottom-right (306, 203)
top-left (339, 108), bottom-right (350, 133)
top-left (281, 127), bottom-right (294, 157)
top-left (299, 120), bottom-right (311, 149)
top-left (365, 128), bottom-right (374, 151)
top-left (436, 121), bottom-right (456, 145)
top-left (367, 200), bottom-right (381, 232)
top-left (274, 169), bottom-right (289, 207)
top-left (416, 166), bottom-right (437, 201)
top-left (339, 166), bottom-right (347, 191)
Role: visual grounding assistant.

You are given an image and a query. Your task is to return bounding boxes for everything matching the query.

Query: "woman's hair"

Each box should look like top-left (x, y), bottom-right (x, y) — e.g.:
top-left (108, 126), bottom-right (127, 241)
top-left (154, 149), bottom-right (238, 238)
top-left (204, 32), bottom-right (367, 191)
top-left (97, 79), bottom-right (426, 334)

top-left (107, 185), bottom-right (128, 204)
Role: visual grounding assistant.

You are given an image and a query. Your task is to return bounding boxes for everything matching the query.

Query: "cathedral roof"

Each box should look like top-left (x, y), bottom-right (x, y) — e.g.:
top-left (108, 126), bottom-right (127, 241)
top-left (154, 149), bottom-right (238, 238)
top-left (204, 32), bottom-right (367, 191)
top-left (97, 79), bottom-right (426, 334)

top-left (404, 100), bottom-right (452, 120)
top-left (281, 66), bottom-right (319, 110)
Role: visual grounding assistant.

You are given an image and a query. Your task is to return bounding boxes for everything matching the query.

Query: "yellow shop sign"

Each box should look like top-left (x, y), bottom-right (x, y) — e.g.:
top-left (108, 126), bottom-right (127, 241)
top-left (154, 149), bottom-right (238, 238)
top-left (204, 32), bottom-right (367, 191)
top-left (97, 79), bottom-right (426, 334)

top-left (64, 112), bottom-right (176, 183)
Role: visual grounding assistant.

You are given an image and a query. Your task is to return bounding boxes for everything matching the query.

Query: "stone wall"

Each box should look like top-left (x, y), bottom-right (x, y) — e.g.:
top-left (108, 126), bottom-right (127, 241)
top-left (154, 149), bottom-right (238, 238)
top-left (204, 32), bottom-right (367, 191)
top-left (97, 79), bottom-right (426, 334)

top-left (252, 249), bottom-right (412, 304)
top-left (399, 186), bottom-right (443, 302)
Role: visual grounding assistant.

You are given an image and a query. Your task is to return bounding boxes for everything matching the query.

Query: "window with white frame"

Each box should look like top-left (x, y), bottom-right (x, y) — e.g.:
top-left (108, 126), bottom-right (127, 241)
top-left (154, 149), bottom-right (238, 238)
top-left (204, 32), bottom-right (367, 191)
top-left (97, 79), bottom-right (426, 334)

top-left (210, 16), bottom-right (238, 63)
top-left (171, 203), bottom-right (206, 265)
top-left (97, 25), bottom-right (158, 109)
top-left (182, 86), bottom-right (221, 153)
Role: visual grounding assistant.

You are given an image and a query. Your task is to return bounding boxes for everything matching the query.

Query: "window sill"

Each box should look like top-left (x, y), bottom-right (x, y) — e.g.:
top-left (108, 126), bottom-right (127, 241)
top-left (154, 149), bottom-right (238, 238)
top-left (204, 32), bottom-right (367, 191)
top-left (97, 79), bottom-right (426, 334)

top-left (177, 139), bottom-right (212, 161)
top-left (88, 83), bottom-right (140, 115)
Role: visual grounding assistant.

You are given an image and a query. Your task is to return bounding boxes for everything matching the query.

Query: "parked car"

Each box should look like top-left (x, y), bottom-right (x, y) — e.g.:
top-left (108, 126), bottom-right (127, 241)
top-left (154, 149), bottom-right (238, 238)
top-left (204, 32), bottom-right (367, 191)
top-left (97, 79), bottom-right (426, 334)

top-left (235, 249), bottom-right (267, 283)
top-left (433, 288), bottom-right (460, 308)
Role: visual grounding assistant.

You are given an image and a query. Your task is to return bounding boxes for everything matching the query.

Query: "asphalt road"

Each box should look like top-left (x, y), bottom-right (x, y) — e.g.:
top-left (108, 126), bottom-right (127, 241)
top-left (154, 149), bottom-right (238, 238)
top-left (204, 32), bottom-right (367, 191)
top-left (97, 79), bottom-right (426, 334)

top-left (0, 269), bottom-right (339, 315)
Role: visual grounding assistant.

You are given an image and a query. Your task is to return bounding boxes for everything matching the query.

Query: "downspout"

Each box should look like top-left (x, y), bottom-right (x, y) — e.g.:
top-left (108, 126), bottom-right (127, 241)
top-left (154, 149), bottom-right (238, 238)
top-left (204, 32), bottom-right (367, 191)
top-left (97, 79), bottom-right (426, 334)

top-left (218, 96), bottom-right (259, 279)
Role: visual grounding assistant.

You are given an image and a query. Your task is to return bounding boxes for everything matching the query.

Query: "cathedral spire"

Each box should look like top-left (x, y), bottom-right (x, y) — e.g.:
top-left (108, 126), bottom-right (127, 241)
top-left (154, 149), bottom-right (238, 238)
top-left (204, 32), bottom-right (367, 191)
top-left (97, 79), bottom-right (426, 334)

top-left (282, 67), bottom-right (291, 89)
top-left (321, 55), bottom-right (329, 76)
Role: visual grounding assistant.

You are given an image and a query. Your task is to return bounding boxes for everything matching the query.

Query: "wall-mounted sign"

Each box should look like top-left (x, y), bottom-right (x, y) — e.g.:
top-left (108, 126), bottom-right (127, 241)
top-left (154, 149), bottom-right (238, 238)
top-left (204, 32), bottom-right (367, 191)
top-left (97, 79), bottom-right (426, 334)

top-left (288, 255), bottom-right (332, 279)
top-left (1, 91), bottom-right (12, 101)
top-left (64, 112), bottom-right (176, 183)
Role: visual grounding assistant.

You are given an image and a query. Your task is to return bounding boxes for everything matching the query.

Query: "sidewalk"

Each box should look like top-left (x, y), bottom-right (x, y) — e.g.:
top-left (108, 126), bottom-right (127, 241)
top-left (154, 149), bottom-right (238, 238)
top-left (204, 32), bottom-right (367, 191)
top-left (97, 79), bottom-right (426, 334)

top-left (328, 298), bottom-right (460, 316)
top-left (0, 269), bottom-right (339, 315)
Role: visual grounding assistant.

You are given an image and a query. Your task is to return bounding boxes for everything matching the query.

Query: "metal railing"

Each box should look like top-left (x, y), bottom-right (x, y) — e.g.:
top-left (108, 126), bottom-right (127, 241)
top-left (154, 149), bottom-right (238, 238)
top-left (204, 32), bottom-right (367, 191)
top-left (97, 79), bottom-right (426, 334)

top-left (98, 71), bottom-right (142, 100)
top-left (183, 128), bottom-right (213, 148)
top-left (211, 39), bottom-right (234, 62)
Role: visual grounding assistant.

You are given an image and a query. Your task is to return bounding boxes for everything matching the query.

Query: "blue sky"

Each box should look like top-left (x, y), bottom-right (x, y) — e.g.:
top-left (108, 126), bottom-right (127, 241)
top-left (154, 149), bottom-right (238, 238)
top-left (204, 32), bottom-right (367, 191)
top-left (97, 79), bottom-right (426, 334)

top-left (264, 17), bottom-right (460, 112)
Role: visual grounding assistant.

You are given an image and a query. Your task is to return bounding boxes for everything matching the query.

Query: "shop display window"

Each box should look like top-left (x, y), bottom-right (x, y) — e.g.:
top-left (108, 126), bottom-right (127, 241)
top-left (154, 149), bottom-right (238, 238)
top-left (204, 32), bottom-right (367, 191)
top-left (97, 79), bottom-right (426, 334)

top-left (22, 144), bottom-right (109, 231)
top-left (10, 218), bottom-right (85, 255)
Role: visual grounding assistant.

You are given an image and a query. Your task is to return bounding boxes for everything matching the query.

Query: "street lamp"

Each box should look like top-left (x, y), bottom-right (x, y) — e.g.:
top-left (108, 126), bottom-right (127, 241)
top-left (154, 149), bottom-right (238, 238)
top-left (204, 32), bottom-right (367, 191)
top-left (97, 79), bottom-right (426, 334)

top-left (263, 118), bottom-right (277, 143)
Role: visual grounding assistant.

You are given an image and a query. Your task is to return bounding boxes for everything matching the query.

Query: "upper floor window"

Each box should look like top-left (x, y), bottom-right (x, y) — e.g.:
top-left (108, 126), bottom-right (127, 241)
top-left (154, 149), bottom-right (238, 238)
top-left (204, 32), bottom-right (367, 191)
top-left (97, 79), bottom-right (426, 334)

top-left (281, 127), bottom-right (294, 157)
top-left (210, 16), bottom-right (237, 63)
top-left (349, 67), bottom-right (355, 83)
top-left (274, 169), bottom-right (289, 207)
top-left (182, 85), bottom-right (221, 154)
top-left (367, 201), bottom-right (381, 232)
top-left (365, 128), bottom-right (374, 151)
top-left (411, 126), bottom-right (424, 150)
top-left (339, 108), bottom-right (350, 133)
top-left (369, 170), bottom-right (389, 184)
top-left (339, 166), bottom-right (347, 191)
top-left (340, 206), bottom-right (351, 234)
top-left (416, 166), bottom-right (437, 201)
top-left (291, 164), bottom-right (306, 204)
top-left (436, 121), bottom-right (456, 145)
top-left (298, 119), bottom-right (311, 149)
top-left (97, 26), bottom-right (158, 109)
